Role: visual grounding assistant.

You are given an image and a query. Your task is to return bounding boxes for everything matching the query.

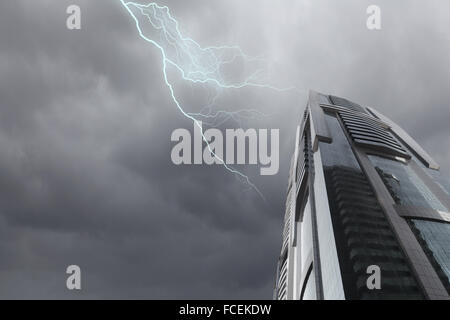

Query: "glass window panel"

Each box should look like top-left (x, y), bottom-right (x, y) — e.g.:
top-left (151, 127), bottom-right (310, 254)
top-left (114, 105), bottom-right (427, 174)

top-left (318, 114), bottom-right (422, 299)
top-left (369, 155), bottom-right (447, 212)
top-left (411, 220), bottom-right (450, 291)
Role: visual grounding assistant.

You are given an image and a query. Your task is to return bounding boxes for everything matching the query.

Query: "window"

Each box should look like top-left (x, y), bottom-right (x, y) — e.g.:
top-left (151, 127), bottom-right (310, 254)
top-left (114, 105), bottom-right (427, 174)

top-left (410, 220), bottom-right (450, 293)
top-left (370, 155), bottom-right (447, 212)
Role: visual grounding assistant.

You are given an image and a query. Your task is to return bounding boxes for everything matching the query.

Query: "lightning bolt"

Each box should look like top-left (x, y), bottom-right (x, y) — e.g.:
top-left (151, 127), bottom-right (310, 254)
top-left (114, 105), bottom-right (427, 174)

top-left (119, 1), bottom-right (291, 199)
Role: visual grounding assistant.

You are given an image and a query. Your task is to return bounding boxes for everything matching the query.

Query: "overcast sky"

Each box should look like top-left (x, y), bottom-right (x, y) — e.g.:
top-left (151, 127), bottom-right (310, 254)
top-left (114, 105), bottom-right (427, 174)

top-left (1, 0), bottom-right (450, 299)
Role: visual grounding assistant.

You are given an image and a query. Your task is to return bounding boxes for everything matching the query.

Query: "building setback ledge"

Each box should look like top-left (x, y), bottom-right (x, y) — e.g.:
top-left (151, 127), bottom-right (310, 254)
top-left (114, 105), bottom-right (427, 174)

top-left (394, 205), bottom-right (450, 224)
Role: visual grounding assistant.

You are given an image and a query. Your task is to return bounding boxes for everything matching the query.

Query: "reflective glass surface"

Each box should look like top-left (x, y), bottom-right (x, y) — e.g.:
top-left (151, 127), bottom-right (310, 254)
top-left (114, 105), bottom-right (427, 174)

top-left (319, 113), bottom-right (422, 299)
top-left (314, 114), bottom-right (348, 299)
top-left (425, 168), bottom-right (450, 197)
top-left (410, 220), bottom-right (450, 293)
top-left (395, 145), bottom-right (450, 198)
top-left (369, 156), bottom-right (447, 212)
top-left (320, 114), bottom-right (360, 169)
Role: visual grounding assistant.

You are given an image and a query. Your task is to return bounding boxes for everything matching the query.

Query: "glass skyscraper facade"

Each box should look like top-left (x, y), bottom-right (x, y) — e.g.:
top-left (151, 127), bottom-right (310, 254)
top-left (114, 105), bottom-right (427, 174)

top-left (275, 91), bottom-right (450, 300)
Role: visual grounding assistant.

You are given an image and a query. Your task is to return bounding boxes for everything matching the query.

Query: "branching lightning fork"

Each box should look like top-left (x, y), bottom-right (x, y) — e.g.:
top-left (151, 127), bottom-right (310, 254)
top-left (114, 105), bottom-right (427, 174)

top-left (120, 1), bottom-right (291, 199)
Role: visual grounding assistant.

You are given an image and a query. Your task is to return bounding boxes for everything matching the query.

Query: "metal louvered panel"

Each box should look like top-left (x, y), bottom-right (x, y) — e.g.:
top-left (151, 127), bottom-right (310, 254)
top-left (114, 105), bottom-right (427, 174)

top-left (296, 134), bottom-right (309, 194)
top-left (338, 111), bottom-right (410, 159)
top-left (367, 106), bottom-right (440, 170)
top-left (321, 104), bottom-right (389, 129)
top-left (277, 258), bottom-right (289, 300)
top-left (282, 220), bottom-right (290, 254)
top-left (281, 190), bottom-right (293, 256)
top-left (329, 95), bottom-right (368, 113)
top-left (347, 127), bottom-right (393, 140)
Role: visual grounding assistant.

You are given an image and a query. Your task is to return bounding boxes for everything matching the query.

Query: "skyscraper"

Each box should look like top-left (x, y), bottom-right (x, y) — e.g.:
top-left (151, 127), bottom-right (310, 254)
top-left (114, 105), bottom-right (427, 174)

top-left (275, 91), bottom-right (450, 300)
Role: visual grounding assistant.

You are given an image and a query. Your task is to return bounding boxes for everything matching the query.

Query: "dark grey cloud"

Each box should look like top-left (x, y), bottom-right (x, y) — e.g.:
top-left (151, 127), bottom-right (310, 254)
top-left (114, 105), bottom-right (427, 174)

top-left (0, 0), bottom-right (449, 299)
